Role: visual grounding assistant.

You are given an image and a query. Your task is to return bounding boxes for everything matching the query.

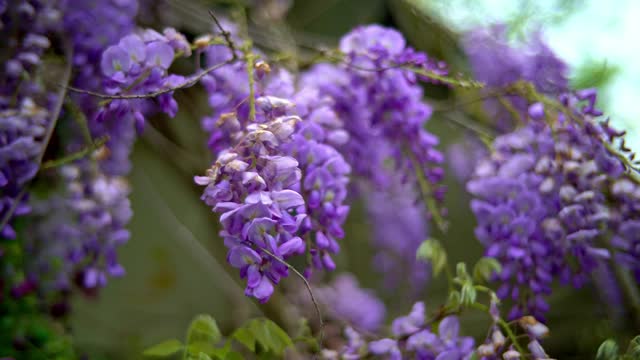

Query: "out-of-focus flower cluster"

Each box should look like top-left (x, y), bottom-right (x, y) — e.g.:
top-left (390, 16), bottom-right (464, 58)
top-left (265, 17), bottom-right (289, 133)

top-left (323, 302), bottom-right (475, 360)
top-left (468, 90), bottom-right (639, 320)
top-left (461, 25), bottom-right (640, 321)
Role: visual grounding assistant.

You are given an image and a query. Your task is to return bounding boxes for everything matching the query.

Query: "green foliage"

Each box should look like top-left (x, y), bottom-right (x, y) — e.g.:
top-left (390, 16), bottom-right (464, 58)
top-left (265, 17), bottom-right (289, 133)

top-left (625, 336), bottom-right (640, 359)
top-left (417, 238), bottom-right (448, 277)
top-left (143, 339), bottom-right (184, 357)
top-left (594, 336), bottom-right (640, 360)
top-left (596, 339), bottom-right (619, 360)
top-left (460, 283), bottom-right (477, 306)
top-left (0, 279), bottom-right (76, 359)
top-left (231, 318), bottom-right (293, 357)
top-left (571, 59), bottom-right (620, 91)
top-left (186, 315), bottom-right (222, 356)
top-left (473, 257), bottom-right (502, 283)
top-left (143, 315), bottom-right (292, 360)
top-left (446, 290), bottom-right (461, 308)
top-left (292, 318), bottom-right (320, 353)
top-left (455, 262), bottom-right (470, 283)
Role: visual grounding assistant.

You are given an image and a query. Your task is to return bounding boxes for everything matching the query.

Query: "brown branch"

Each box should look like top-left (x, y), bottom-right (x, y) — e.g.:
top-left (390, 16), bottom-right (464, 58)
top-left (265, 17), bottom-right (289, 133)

top-left (64, 60), bottom-right (234, 100)
top-left (208, 10), bottom-right (238, 61)
top-left (41, 135), bottom-right (110, 170)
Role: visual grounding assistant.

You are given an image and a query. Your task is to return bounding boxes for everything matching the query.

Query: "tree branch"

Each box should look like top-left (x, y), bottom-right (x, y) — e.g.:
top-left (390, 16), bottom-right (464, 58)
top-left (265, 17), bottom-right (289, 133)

top-left (64, 60), bottom-right (234, 100)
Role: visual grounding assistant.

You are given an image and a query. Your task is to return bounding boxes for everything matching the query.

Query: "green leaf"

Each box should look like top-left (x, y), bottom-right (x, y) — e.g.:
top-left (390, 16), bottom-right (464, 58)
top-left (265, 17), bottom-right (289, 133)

top-left (208, 341), bottom-right (232, 360)
top-left (250, 318), bottom-right (293, 355)
top-left (455, 262), bottom-right (470, 283)
top-left (199, 353), bottom-right (213, 360)
top-left (596, 339), bottom-right (619, 360)
top-left (468, 351), bottom-right (480, 360)
top-left (473, 257), bottom-right (502, 283)
top-left (625, 336), bottom-right (640, 358)
top-left (446, 290), bottom-right (461, 309)
top-left (186, 314), bottom-right (221, 356)
top-left (224, 351), bottom-right (244, 360)
top-left (460, 283), bottom-right (477, 306)
top-left (416, 238), bottom-right (447, 277)
top-left (232, 318), bottom-right (293, 356)
top-left (232, 327), bottom-right (256, 352)
top-left (187, 315), bottom-right (221, 344)
top-left (143, 339), bottom-right (184, 357)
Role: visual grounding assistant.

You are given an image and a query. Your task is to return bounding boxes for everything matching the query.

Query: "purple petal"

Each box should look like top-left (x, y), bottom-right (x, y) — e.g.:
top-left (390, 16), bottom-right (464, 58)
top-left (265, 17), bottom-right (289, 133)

top-left (145, 41), bottom-right (174, 69)
top-left (227, 245), bottom-right (261, 268)
top-left (101, 46), bottom-right (130, 77)
top-left (278, 237), bottom-right (305, 257)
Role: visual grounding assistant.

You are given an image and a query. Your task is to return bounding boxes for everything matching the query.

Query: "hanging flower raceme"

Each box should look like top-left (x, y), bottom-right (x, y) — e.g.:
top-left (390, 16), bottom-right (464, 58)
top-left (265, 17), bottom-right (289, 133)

top-left (467, 90), bottom-right (638, 320)
top-left (0, 1), bottom-right (60, 240)
top-left (282, 86), bottom-right (351, 274)
top-left (199, 22), bottom-right (352, 278)
top-left (95, 28), bottom-right (189, 175)
top-left (196, 91), bottom-right (310, 302)
top-left (447, 25), bottom-right (570, 185)
top-left (464, 25), bottom-right (569, 132)
top-left (316, 274), bottom-right (386, 333)
top-left (323, 302), bottom-right (475, 360)
top-left (302, 25), bottom-right (446, 231)
top-left (364, 176), bottom-right (430, 291)
top-left (27, 162), bottom-right (131, 293)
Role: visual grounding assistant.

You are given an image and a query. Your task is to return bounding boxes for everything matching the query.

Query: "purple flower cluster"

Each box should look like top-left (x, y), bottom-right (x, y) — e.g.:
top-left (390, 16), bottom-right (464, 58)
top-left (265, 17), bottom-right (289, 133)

top-left (316, 274), bottom-right (386, 332)
top-left (292, 25), bottom-right (446, 295)
top-left (331, 302), bottom-right (475, 360)
top-left (365, 178), bottom-right (429, 291)
top-left (609, 178), bottom-right (640, 281)
top-left (195, 91), bottom-right (309, 302)
top-left (0, 0), bottom-right (139, 316)
top-left (27, 164), bottom-right (131, 292)
top-left (447, 25), bottom-right (569, 185)
top-left (302, 25), bottom-right (445, 202)
top-left (197, 17), bottom-right (353, 292)
top-left (463, 25), bottom-right (568, 132)
top-left (0, 1), bottom-right (60, 239)
top-left (464, 25), bottom-right (567, 93)
top-left (467, 91), bottom-right (637, 319)
top-left (284, 86), bottom-right (351, 274)
top-left (197, 53), bottom-right (355, 299)
top-left (96, 28), bottom-right (189, 175)
top-left (62, 0), bottom-right (139, 101)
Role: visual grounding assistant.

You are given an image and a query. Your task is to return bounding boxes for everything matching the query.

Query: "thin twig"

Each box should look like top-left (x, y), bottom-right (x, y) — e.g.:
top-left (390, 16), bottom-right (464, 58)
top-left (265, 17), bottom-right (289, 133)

top-left (300, 45), bottom-right (483, 88)
top-left (209, 10), bottom-right (238, 61)
top-left (245, 49), bottom-right (256, 121)
top-left (42, 136), bottom-right (109, 170)
top-left (65, 99), bottom-right (94, 145)
top-left (259, 247), bottom-right (325, 346)
top-left (64, 60), bottom-right (234, 100)
top-left (406, 150), bottom-right (448, 233)
top-left (469, 303), bottom-right (527, 355)
top-left (0, 188), bottom-right (27, 234)
top-left (36, 43), bottom-right (73, 168)
top-left (512, 82), bottom-right (640, 184)
top-left (441, 113), bottom-right (496, 142)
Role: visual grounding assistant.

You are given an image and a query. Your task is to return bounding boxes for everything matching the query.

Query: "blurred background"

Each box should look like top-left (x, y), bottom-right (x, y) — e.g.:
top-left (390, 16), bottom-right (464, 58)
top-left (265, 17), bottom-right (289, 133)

top-left (69, 0), bottom-right (639, 358)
